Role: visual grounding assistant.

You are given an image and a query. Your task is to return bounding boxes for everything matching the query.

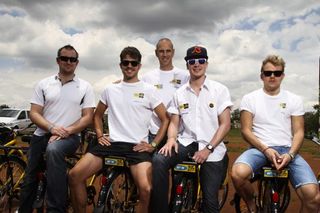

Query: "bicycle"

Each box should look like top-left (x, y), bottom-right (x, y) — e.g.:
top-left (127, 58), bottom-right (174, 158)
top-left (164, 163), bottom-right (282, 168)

top-left (232, 165), bottom-right (290, 213)
top-left (170, 159), bottom-right (229, 212)
top-left (94, 156), bottom-right (138, 213)
top-left (0, 126), bottom-right (28, 161)
top-left (27, 130), bottom-right (99, 212)
top-left (0, 145), bottom-right (28, 212)
top-left (0, 126), bottom-right (31, 212)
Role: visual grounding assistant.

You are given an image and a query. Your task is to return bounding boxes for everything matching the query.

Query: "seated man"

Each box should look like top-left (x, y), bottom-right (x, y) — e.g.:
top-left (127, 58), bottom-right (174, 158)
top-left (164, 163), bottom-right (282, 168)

top-left (151, 46), bottom-right (232, 213)
top-left (68, 46), bottom-right (169, 213)
top-left (231, 55), bottom-right (320, 213)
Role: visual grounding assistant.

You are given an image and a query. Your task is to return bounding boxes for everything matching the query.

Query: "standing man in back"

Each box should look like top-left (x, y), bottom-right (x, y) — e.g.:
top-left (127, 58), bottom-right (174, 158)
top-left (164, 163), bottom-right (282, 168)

top-left (142, 38), bottom-right (189, 149)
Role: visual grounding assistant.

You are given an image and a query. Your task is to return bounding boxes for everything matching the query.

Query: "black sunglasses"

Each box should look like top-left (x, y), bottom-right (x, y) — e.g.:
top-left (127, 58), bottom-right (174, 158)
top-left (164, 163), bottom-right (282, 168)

top-left (187, 58), bottom-right (207, 65)
top-left (58, 56), bottom-right (78, 63)
top-left (262, 70), bottom-right (283, 77)
top-left (121, 60), bottom-right (140, 67)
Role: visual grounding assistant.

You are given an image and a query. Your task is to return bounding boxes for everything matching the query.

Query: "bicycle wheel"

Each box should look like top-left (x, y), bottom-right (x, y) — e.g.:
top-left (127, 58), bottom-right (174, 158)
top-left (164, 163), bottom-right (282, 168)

top-left (218, 182), bottom-right (228, 209)
top-left (104, 170), bottom-right (137, 213)
top-left (259, 180), bottom-right (272, 213)
top-left (0, 155), bottom-right (26, 211)
top-left (171, 176), bottom-right (195, 213)
top-left (259, 179), bottom-right (290, 213)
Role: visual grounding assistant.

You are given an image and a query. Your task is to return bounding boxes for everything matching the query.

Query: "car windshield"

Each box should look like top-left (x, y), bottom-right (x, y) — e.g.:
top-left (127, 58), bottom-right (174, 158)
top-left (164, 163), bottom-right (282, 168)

top-left (0, 109), bottom-right (20, 117)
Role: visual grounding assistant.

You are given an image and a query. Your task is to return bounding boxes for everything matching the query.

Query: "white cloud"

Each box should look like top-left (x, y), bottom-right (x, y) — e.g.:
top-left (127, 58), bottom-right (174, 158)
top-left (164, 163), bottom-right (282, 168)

top-left (0, 1), bottom-right (319, 111)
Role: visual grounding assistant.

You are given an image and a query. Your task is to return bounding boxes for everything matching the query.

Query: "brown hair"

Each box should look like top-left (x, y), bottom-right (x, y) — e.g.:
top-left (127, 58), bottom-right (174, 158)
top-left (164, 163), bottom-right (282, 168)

top-left (261, 55), bottom-right (285, 72)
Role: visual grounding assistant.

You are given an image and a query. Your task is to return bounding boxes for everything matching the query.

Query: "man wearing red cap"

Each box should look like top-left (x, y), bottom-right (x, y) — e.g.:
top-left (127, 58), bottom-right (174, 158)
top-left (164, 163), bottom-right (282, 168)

top-left (151, 46), bottom-right (232, 213)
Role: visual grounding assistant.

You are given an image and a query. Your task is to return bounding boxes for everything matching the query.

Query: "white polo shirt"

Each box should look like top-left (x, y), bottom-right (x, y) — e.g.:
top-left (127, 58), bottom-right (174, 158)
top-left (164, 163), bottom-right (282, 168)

top-left (31, 74), bottom-right (96, 136)
top-left (168, 77), bottom-right (233, 162)
top-left (100, 81), bottom-right (162, 144)
top-left (142, 67), bottom-right (189, 134)
top-left (240, 88), bottom-right (304, 147)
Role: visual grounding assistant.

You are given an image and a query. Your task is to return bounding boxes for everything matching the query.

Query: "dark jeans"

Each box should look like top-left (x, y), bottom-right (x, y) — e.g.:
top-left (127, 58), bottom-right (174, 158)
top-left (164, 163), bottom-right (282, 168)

top-left (19, 134), bottom-right (80, 213)
top-left (151, 142), bottom-right (228, 213)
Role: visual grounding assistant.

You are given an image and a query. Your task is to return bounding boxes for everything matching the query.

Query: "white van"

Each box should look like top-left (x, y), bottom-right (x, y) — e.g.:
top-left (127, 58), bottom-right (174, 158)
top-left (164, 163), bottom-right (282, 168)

top-left (0, 108), bottom-right (32, 129)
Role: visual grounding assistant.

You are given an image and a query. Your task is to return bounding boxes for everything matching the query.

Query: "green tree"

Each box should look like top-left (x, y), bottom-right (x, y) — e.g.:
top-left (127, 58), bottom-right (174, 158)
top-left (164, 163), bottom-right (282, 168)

top-left (304, 108), bottom-right (318, 138)
top-left (231, 109), bottom-right (240, 128)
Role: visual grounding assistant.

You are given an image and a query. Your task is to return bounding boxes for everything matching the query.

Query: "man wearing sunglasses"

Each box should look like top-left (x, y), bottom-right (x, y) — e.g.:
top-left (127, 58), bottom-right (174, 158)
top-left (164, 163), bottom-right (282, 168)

top-left (152, 46), bottom-right (232, 213)
top-left (232, 55), bottom-right (320, 212)
top-left (18, 44), bottom-right (95, 213)
top-left (142, 38), bottom-right (189, 150)
top-left (69, 46), bottom-right (169, 213)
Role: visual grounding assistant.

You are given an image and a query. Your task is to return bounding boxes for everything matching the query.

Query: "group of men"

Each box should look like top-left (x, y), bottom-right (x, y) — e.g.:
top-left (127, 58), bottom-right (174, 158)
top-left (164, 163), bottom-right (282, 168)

top-left (17, 38), bottom-right (320, 213)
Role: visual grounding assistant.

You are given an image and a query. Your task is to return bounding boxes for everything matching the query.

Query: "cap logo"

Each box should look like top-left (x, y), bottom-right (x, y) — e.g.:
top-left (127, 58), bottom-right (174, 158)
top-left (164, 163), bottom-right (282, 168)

top-left (192, 47), bottom-right (202, 54)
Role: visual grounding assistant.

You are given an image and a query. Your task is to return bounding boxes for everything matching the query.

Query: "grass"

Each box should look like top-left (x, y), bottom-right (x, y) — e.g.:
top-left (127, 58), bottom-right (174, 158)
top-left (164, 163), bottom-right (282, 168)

top-left (225, 128), bottom-right (320, 158)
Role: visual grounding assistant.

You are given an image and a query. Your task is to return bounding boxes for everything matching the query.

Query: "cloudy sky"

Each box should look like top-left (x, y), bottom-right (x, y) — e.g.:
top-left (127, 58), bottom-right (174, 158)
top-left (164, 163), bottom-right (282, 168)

top-left (0, 0), bottom-right (319, 111)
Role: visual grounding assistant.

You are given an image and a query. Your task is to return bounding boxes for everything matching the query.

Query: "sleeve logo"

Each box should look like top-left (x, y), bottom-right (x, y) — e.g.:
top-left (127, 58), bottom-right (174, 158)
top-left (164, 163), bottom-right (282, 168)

top-left (179, 103), bottom-right (189, 109)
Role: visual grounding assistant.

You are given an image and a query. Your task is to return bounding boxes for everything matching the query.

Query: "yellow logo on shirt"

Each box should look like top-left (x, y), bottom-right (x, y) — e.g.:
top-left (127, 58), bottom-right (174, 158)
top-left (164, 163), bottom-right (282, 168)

top-left (209, 102), bottom-right (215, 108)
top-left (179, 103), bottom-right (189, 109)
top-left (154, 84), bottom-right (163, 89)
top-left (133, 93), bottom-right (144, 98)
top-left (280, 103), bottom-right (286, 109)
top-left (171, 79), bottom-right (181, 85)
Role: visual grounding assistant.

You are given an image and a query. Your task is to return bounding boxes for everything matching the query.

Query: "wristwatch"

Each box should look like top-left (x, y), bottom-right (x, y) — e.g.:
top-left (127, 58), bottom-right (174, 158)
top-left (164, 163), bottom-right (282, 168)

top-left (288, 152), bottom-right (295, 160)
top-left (206, 144), bottom-right (214, 153)
top-left (151, 141), bottom-right (157, 148)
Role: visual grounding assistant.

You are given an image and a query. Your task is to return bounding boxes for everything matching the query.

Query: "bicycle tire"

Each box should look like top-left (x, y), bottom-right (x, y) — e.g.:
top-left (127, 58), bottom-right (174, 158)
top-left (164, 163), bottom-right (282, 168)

top-left (0, 155), bottom-right (26, 211)
top-left (171, 176), bottom-right (196, 213)
top-left (259, 179), bottom-right (290, 213)
top-left (95, 169), bottom-right (137, 213)
top-left (218, 182), bottom-right (228, 210)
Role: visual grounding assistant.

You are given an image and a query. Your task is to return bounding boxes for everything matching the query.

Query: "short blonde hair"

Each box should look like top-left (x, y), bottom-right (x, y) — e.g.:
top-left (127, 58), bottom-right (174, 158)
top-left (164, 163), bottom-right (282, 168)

top-left (261, 55), bottom-right (285, 72)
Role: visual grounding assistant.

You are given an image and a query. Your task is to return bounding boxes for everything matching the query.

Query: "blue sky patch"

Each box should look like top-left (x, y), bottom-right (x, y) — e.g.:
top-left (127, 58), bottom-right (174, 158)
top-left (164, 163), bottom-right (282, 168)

top-left (0, 9), bottom-right (25, 17)
top-left (235, 17), bottom-right (262, 30)
top-left (290, 38), bottom-right (304, 51)
top-left (62, 28), bottom-right (83, 36)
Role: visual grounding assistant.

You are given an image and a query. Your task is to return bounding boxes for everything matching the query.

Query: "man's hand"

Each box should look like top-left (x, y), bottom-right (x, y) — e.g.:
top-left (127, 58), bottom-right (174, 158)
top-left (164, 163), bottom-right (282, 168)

top-left (274, 153), bottom-right (291, 170)
top-left (50, 125), bottom-right (70, 138)
top-left (97, 135), bottom-right (111, 146)
top-left (264, 148), bottom-right (287, 170)
top-left (133, 141), bottom-right (155, 153)
top-left (158, 138), bottom-right (178, 157)
top-left (192, 148), bottom-right (210, 164)
top-left (48, 135), bottom-right (61, 143)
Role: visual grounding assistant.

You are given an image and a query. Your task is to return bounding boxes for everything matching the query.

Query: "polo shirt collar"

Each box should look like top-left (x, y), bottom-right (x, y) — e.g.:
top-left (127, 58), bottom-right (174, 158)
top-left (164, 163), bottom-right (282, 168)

top-left (186, 75), bottom-right (209, 91)
top-left (54, 74), bottom-right (78, 83)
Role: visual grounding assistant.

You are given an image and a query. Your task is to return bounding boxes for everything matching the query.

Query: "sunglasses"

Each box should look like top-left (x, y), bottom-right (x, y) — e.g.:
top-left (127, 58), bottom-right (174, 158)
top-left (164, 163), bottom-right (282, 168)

top-left (262, 70), bottom-right (284, 77)
top-left (58, 56), bottom-right (78, 63)
top-left (187, 58), bottom-right (207, 65)
top-left (121, 60), bottom-right (140, 67)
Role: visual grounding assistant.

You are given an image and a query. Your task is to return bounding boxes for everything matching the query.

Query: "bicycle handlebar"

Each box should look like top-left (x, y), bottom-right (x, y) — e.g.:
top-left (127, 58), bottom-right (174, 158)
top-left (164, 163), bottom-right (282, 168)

top-left (0, 145), bottom-right (29, 151)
